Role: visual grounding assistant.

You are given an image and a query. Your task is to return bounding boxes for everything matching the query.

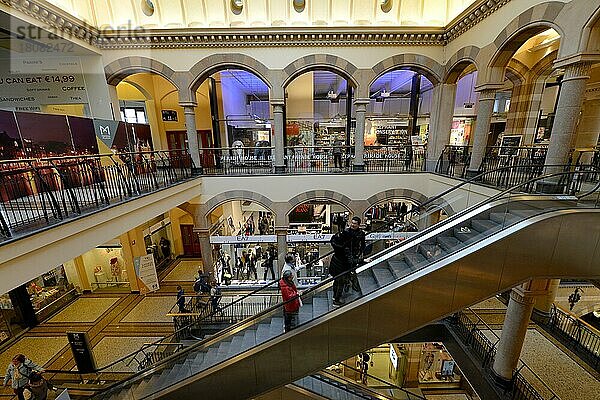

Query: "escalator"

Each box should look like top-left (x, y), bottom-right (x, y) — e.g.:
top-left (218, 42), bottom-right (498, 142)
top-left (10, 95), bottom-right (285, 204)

top-left (93, 169), bottom-right (600, 400)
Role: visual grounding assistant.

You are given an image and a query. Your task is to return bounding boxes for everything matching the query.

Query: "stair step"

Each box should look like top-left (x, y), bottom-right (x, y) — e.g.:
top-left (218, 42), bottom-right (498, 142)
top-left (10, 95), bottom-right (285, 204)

top-left (452, 226), bottom-right (480, 244)
top-left (313, 296), bottom-right (329, 317)
top-left (489, 211), bottom-right (520, 225)
top-left (201, 347), bottom-right (218, 369)
top-left (356, 271), bottom-right (378, 294)
top-left (471, 219), bottom-right (501, 233)
top-left (215, 341), bottom-right (230, 362)
top-left (387, 260), bottom-right (412, 278)
top-left (191, 351), bottom-right (205, 366)
top-left (255, 322), bottom-right (271, 344)
top-left (404, 251), bottom-right (427, 269)
top-left (229, 335), bottom-right (244, 357)
top-left (437, 235), bottom-right (462, 252)
top-left (420, 244), bottom-right (445, 260)
top-left (240, 329), bottom-right (256, 352)
top-left (371, 266), bottom-right (394, 287)
top-left (270, 317), bottom-right (284, 337)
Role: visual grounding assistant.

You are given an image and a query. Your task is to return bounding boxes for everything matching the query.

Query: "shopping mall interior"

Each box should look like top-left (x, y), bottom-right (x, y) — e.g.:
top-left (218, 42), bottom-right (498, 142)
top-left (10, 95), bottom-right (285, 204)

top-left (1, 0), bottom-right (600, 399)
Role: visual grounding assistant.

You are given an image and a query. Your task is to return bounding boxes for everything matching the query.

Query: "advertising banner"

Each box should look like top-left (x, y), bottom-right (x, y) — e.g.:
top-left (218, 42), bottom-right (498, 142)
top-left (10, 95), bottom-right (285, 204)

top-left (134, 254), bottom-right (160, 294)
top-left (0, 57), bottom-right (88, 111)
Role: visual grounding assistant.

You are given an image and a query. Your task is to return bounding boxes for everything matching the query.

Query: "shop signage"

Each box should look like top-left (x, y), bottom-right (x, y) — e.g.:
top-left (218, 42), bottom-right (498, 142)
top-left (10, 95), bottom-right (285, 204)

top-left (210, 235), bottom-right (277, 244)
top-left (93, 119), bottom-right (120, 149)
top-left (161, 110), bottom-right (178, 122)
top-left (134, 254), bottom-right (160, 294)
top-left (287, 233), bottom-right (332, 242)
top-left (0, 57), bottom-right (88, 111)
top-left (441, 359), bottom-right (455, 376)
top-left (67, 332), bottom-right (96, 373)
top-left (366, 232), bottom-right (417, 241)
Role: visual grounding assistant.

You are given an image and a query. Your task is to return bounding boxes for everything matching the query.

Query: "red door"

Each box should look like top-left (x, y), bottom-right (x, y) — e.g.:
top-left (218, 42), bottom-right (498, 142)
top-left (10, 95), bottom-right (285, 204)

top-left (180, 225), bottom-right (202, 257)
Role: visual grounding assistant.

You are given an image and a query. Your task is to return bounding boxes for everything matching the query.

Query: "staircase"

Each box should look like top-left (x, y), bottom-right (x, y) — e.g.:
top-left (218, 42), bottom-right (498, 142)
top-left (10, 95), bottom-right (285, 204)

top-left (95, 191), bottom-right (600, 400)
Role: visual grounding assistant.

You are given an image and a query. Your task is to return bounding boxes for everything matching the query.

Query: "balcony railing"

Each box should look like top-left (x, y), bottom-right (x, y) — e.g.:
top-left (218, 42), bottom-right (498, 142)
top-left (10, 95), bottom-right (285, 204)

top-left (285, 146), bottom-right (353, 173)
top-left (0, 150), bottom-right (197, 241)
top-left (364, 144), bottom-right (426, 173)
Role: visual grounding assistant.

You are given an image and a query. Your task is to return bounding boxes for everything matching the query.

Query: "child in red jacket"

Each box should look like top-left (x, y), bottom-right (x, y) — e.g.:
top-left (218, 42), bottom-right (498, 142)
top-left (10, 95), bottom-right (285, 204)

top-left (279, 270), bottom-right (301, 332)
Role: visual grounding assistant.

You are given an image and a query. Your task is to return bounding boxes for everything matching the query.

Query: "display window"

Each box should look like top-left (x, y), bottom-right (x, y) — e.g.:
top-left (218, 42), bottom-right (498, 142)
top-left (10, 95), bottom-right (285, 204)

top-left (418, 343), bottom-right (461, 384)
top-left (209, 201), bottom-right (274, 237)
top-left (25, 266), bottom-right (78, 321)
top-left (450, 118), bottom-right (474, 146)
top-left (81, 245), bottom-right (129, 291)
top-left (143, 217), bottom-right (175, 270)
top-left (289, 201), bottom-right (349, 235)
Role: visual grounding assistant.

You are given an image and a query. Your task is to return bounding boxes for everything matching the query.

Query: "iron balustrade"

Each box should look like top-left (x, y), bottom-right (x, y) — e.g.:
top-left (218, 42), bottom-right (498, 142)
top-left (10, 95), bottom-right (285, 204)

top-left (0, 150), bottom-right (196, 241)
top-left (364, 145), bottom-right (426, 173)
top-left (198, 146), bottom-right (274, 175)
top-left (541, 304), bottom-right (600, 370)
top-left (450, 309), bottom-right (560, 400)
top-left (285, 145), bottom-right (353, 173)
top-left (435, 145), bottom-right (472, 178)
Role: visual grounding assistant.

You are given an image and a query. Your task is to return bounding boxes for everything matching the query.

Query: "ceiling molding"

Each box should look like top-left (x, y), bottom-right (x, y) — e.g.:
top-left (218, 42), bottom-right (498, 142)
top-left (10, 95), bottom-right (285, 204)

top-left (2, 0), bottom-right (512, 50)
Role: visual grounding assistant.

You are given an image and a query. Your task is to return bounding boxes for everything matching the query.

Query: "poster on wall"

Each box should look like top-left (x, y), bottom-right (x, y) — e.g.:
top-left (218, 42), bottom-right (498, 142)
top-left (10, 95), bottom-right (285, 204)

top-left (0, 57), bottom-right (88, 112)
top-left (134, 254), bottom-right (160, 294)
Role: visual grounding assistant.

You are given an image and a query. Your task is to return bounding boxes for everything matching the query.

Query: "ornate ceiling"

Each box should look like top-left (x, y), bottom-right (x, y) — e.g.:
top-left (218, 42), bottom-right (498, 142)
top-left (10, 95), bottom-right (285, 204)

top-left (47, 0), bottom-right (477, 29)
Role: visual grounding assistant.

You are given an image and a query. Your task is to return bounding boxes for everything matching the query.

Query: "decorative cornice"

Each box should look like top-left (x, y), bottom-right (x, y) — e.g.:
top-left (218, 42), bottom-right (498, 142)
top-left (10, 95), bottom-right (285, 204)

top-left (4, 0), bottom-right (511, 50)
top-left (96, 29), bottom-right (447, 49)
top-left (1, 0), bottom-right (100, 46)
top-left (445, 0), bottom-right (512, 42)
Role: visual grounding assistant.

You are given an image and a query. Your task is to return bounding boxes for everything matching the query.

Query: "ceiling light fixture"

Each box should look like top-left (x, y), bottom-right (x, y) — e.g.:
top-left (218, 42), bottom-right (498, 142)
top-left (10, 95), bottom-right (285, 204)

top-left (380, 0), bottom-right (393, 13)
top-left (327, 90), bottom-right (337, 100)
top-left (293, 0), bottom-right (306, 13)
top-left (141, 0), bottom-right (154, 17)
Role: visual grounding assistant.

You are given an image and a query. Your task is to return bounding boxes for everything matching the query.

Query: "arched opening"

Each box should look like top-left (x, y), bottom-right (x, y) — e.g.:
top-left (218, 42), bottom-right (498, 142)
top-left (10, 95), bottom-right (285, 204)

top-left (207, 199), bottom-right (275, 284)
top-left (284, 69), bottom-right (356, 172)
top-left (287, 199), bottom-right (351, 283)
top-left (114, 72), bottom-right (179, 154)
top-left (366, 69), bottom-right (433, 171)
top-left (190, 68), bottom-right (271, 172)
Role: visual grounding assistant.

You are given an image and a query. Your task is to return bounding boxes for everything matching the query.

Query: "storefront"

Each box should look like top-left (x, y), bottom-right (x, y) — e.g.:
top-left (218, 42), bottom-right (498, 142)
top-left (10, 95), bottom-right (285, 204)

top-left (143, 215), bottom-right (175, 271)
top-left (450, 118), bottom-right (474, 146)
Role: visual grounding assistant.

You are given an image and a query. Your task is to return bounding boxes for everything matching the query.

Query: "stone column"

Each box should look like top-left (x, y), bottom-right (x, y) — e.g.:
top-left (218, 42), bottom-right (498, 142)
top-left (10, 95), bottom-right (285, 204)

top-left (272, 102), bottom-right (286, 173)
top-left (574, 97), bottom-right (600, 163)
top-left (492, 282), bottom-right (545, 386)
top-left (182, 104), bottom-right (202, 169)
top-left (467, 88), bottom-right (497, 175)
top-left (427, 83), bottom-right (457, 171)
top-left (74, 256), bottom-right (92, 293)
top-left (533, 279), bottom-right (561, 323)
top-left (544, 62), bottom-right (592, 169)
top-left (108, 84), bottom-right (121, 121)
top-left (197, 229), bottom-right (214, 277)
top-left (353, 100), bottom-right (369, 171)
top-left (275, 227), bottom-right (288, 274)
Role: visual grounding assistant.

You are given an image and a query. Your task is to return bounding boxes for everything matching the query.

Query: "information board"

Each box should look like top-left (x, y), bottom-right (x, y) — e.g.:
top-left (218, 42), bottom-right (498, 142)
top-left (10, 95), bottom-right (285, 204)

top-left (134, 254), bottom-right (160, 294)
top-left (0, 57), bottom-right (88, 112)
top-left (67, 331), bottom-right (96, 373)
top-left (499, 135), bottom-right (522, 156)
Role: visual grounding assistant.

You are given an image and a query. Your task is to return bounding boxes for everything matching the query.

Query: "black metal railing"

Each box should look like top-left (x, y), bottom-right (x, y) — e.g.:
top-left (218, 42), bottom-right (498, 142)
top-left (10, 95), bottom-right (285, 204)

top-left (435, 145), bottom-right (472, 178)
top-left (364, 145), bottom-right (426, 173)
top-left (0, 150), bottom-right (197, 240)
top-left (480, 146), bottom-right (548, 174)
top-left (540, 304), bottom-right (600, 370)
top-left (285, 145), bottom-right (353, 173)
top-left (449, 309), bottom-right (560, 400)
top-left (199, 146), bottom-right (274, 175)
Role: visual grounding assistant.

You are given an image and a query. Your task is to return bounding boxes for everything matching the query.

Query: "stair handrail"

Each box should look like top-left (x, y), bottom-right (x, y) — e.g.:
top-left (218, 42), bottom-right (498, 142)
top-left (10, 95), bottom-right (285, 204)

top-left (89, 166), bottom-right (600, 397)
top-left (301, 373), bottom-right (386, 400)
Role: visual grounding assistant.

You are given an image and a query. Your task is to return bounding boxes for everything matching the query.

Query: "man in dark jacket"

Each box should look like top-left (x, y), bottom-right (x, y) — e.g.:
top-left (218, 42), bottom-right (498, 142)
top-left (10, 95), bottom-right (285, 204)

top-left (329, 216), bottom-right (369, 306)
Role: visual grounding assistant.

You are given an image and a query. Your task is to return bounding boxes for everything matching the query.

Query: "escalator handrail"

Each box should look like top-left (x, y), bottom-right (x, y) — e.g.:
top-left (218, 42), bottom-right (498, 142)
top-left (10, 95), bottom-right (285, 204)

top-left (300, 374), bottom-right (382, 400)
top-left (94, 167), bottom-right (600, 397)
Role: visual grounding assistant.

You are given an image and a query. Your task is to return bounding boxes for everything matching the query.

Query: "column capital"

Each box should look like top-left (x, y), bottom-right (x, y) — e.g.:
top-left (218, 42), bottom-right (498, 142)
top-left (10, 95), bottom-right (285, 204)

top-left (353, 98), bottom-right (370, 106)
top-left (562, 62), bottom-right (593, 82)
top-left (196, 229), bottom-right (210, 238)
top-left (475, 86), bottom-right (499, 100)
top-left (553, 52), bottom-right (600, 70)
top-left (180, 103), bottom-right (198, 111)
top-left (510, 286), bottom-right (538, 306)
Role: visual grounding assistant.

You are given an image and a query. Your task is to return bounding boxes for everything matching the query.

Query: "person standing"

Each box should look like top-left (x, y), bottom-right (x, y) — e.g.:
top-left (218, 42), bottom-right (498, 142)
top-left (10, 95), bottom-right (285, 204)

top-left (176, 286), bottom-right (188, 313)
top-left (26, 372), bottom-right (49, 400)
top-left (281, 253), bottom-right (304, 288)
top-left (279, 270), bottom-right (301, 332)
top-left (246, 251), bottom-right (258, 280)
top-left (262, 249), bottom-right (276, 281)
top-left (3, 354), bottom-right (43, 400)
top-left (333, 139), bottom-right (344, 169)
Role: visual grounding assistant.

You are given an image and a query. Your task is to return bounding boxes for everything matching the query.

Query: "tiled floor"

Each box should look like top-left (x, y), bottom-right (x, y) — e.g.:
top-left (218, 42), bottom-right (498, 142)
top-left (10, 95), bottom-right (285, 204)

top-left (121, 296), bottom-right (176, 323)
top-left (470, 297), bottom-right (506, 310)
top-left (92, 336), bottom-right (163, 371)
top-left (0, 336), bottom-right (68, 369)
top-left (554, 285), bottom-right (600, 317)
top-left (481, 328), bottom-right (600, 400)
top-left (163, 259), bottom-right (203, 281)
top-left (48, 297), bottom-right (121, 323)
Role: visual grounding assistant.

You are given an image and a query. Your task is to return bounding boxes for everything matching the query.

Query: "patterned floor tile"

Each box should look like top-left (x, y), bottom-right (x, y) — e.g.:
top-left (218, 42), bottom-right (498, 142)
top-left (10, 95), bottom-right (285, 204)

top-left (47, 297), bottom-right (121, 323)
top-left (121, 296), bottom-right (176, 323)
top-left (163, 260), bottom-right (203, 282)
top-left (92, 336), bottom-right (163, 370)
top-left (0, 336), bottom-right (68, 369)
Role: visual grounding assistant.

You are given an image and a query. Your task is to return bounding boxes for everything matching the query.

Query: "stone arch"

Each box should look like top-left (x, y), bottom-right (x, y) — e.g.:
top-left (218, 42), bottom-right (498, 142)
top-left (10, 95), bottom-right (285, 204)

top-left (281, 54), bottom-right (360, 89)
top-left (486, 2), bottom-right (565, 83)
top-left (188, 54), bottom-right (273, 102)
top-left (506, 59), bottom-right (528, 85)
top-left (204, 190), bottom-right (276, 221)
top-left (444, 46), bottom-right (480, 84)
top-left (363, 188), bottom-right (455, 217)
top-left (286, 190), bottom-right (353, 216)
top-left (104, 57), bottom-right (180, 90)
top-left (368, 54), bottom-right (444, 88)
